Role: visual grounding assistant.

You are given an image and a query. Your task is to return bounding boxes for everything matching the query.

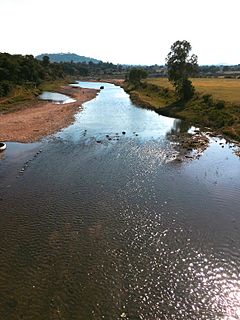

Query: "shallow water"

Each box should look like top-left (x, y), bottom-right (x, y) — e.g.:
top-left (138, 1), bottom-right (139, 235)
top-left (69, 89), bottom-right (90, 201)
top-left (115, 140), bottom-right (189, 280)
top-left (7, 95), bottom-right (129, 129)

top-left (39, 91), bottom-right (76, 104)
top-left (0, 82), bottom-right (240, 319)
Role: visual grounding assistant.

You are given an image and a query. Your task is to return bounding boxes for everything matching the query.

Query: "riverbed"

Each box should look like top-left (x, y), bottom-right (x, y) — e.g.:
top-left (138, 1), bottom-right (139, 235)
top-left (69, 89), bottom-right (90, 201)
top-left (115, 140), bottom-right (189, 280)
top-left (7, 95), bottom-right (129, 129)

top-left (0, 82), bottom-right (240, 319)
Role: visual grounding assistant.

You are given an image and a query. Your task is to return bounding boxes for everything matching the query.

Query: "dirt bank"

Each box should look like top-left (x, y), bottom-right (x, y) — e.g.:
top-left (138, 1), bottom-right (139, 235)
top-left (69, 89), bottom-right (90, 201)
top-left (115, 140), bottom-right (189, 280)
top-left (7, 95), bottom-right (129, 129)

top-left (0, 86), bottom-right (98, 143)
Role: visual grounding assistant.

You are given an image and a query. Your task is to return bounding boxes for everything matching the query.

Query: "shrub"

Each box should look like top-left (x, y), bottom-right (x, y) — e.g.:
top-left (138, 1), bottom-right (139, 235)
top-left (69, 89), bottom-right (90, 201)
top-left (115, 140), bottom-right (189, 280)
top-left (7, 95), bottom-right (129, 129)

top-left (0, 81), bottom-right (12, 97)
top-left (208, 109), bottom-right (233, 128)
top-left (202, 94), bottom-right (213, 104)
top-left (159, 87), bottom-right (170, 98)
top-left (128, 68), bottom-right (148, 84)
top-left (214, 100), bottom-right (225, 109)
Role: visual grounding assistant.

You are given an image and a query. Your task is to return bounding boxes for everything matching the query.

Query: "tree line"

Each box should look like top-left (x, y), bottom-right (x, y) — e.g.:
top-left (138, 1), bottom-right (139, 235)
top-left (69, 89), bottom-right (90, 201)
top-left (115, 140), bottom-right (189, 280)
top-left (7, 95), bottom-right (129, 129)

top-left (2, 45), bottom-right (238, 101)
top-left (0, 53), bottom-right (124, 97)
top-left (128, 40), bottom-right (199, 101)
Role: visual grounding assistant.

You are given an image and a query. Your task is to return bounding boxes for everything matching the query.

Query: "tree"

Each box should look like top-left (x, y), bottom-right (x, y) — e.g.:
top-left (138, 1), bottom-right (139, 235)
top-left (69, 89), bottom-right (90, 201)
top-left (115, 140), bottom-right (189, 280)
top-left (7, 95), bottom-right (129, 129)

top-left (128, 68), bottom-right (147, 84)
top-left (42, 55), bottom-right (50, 67)
top-left (166, 40), bottom-right (198, 101)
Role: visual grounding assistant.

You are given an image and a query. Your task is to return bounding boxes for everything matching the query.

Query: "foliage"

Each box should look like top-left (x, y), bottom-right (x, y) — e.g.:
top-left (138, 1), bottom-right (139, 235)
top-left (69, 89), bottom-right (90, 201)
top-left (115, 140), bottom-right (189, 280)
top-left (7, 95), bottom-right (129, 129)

top-left (0, 52), bottom-right (126, 98)
top-left (202, 94), bottom-right (213, 105)
top-left (36, 53), bottom-right (101, 64)
top-left (214, 100), bottom-right (225, 110)
top-left (166, 40), bottom-right (198, 101)
top-left (146, 78), bottom-right (240, 105)
top-left (124, 77), bottom-right (240, 141)
top-left (42, 55), bottom-right (50, 67)
top-left (128, 68), bottom-right (148, 84)
top-left (0, 80), bottom-right (12, 96)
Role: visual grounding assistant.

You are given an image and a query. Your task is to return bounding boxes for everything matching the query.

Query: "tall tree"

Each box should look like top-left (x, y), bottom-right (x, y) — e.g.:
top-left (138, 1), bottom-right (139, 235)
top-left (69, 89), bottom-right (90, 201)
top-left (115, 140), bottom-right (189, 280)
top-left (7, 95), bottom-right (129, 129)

top-left (166, 40), bottom-right (198, 101)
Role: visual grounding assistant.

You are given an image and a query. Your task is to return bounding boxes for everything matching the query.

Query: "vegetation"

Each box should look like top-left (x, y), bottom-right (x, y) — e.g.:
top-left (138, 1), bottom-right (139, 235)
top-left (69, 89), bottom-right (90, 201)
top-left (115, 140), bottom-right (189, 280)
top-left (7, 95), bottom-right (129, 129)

top-left (198, 64), bottom-right (240, 77)
top-left (146, 78), bottom-right (240, 104)
top-left (0, 52), bottom-right (128, 112)
top-left (127, 68), bottom-right (148, 85)
top-left (166, 40), bottom-right (198, 101)
top-left (124, 41), bottom-right (239, 140)
top-left (36, 53), bottom-right (101, 64)
top-left (124, 77), bottom-right (240, 140)
top-left (0, 53), bottom-right (65, 97)
top-left (1, 50), bottom-right (240, 141)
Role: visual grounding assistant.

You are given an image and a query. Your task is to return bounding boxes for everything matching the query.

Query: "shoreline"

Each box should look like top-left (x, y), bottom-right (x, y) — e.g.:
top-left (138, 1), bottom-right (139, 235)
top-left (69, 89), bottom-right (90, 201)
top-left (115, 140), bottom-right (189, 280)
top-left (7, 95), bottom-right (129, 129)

top-left (121, 81), bottom-right (240, 158)
top-left (122, 81), bottom-right (240, 142)
top-left (0, 85), bottom-right (98, 143)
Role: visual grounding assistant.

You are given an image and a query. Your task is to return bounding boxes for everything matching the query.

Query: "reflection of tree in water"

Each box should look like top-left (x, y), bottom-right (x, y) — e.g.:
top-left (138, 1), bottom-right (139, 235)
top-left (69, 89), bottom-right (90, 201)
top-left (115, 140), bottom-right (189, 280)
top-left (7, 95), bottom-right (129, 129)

top-left (166, 119), bottom-right (209, 161)
top-left (166, 119), bottom-right (191, 137)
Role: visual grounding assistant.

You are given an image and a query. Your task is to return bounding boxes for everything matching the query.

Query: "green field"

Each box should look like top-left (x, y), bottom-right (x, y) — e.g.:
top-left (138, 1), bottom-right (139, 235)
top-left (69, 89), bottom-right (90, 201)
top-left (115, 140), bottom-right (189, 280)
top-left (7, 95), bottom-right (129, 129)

top-left (146, 78), bottom-right (240, 104)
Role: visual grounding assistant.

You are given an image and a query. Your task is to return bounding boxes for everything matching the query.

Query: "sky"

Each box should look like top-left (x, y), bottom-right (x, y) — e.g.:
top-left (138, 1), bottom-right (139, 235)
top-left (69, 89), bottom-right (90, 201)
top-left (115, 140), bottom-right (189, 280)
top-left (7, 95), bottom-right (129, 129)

top-left (0, 0), bottom-right (239, 65)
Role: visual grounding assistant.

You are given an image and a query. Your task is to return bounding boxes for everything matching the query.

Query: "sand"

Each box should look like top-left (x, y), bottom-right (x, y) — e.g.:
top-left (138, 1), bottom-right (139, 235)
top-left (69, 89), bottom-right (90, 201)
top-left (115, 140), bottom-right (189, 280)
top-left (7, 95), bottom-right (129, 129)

top-left (0, 86), bottom-right (98, 143)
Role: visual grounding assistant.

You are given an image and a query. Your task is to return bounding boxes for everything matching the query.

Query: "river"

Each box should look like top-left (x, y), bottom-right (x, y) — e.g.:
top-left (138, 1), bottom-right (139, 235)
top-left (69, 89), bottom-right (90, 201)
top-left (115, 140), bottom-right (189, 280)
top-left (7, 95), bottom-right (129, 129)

top-left (39, 91), bottom-right (76, 104)
top-left (0, 82), bottom-right (240, 319)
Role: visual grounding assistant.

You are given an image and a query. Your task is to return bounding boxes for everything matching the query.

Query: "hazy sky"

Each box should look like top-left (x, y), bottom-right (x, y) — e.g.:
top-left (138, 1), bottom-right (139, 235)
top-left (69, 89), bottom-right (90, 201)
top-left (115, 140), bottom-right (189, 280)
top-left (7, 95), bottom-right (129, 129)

top-left (0, 0), bottom-right (239, 65)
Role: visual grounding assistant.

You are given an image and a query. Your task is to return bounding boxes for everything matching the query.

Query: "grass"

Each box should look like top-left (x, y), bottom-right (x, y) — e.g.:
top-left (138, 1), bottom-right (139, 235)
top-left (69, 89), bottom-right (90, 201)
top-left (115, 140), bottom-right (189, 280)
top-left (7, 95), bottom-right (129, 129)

top-left (124, 78), bottom-right (240, 141)
top-left (0, 86), bottom-right (40, 113)
top-left (146, 78), bottom-right (240, 104)
top-left (0, 78), bottom-right (73, 114)
top-left (38, 78), bottom-right (71, 92)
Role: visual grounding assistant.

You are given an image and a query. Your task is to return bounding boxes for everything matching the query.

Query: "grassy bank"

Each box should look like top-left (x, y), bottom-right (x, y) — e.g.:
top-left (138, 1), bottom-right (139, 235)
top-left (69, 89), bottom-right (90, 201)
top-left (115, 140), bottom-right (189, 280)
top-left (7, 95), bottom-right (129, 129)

top-left (38, 78), bottom-right (74, 92)
top-left (0, 78), bottom-right (74, 114)
top-left (0, 86), bottom-right (40, 113)
top-left (146, 78), bottom-right (240, 104)
top-left (124, 78), bottom-right (240, 141)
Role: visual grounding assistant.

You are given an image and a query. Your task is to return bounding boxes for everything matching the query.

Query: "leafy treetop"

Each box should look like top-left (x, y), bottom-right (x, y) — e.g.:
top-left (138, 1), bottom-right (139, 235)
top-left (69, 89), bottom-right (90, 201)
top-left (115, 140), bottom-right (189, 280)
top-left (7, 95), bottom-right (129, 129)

top-left (166, 40), bottom-right (198, 100)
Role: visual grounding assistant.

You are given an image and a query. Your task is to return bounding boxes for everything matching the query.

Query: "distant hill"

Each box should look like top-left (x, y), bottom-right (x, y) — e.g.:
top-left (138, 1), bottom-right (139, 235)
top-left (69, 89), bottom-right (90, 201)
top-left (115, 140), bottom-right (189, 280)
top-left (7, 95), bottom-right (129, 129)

top-left (36, 53), bottom-right (101, 64)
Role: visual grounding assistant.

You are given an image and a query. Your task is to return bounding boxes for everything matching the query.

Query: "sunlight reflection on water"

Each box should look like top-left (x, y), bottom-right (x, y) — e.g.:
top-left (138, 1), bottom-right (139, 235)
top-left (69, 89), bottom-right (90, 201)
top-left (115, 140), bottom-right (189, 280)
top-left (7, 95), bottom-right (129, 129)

top-left (0, 82), bottom-right (240, 319)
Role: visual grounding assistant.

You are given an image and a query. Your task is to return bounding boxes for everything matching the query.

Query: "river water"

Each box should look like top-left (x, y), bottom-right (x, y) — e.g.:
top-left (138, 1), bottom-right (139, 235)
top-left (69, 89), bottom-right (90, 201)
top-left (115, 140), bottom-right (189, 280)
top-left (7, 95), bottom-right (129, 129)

top-left (0, 82), bottom-right (240, 319)
top-left (39, 91), bottom-right (76, 104)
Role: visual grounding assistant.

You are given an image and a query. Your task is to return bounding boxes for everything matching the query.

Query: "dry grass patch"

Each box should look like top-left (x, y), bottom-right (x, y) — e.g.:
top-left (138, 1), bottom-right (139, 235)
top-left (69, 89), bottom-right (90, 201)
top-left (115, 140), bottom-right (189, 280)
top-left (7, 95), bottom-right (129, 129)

top-left (146, 78), bottom-right (240, 104)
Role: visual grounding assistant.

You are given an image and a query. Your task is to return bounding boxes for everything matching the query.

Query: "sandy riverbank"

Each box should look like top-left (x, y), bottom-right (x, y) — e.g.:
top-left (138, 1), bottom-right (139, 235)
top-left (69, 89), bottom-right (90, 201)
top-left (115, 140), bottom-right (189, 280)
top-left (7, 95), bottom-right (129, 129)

top-left (0, 86), bottom-right (98, 143)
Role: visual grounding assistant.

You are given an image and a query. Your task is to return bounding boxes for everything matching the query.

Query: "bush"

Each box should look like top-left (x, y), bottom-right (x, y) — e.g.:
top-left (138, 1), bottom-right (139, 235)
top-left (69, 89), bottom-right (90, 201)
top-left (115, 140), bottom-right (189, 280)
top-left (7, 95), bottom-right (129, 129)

top-left (208, 109), bottom-right (233, 128)
top-left (202, 94), bottom-right (213, 104)
top-left (0, 80), bottom-right (12, 97)
top-left (128, 68), bottom-right (148, 84)
top-left (159, 87), bottom-right (170, 98)
top-left (214, 100), bottom-right (225, 109)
